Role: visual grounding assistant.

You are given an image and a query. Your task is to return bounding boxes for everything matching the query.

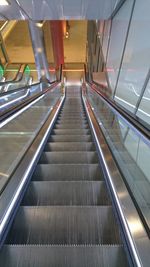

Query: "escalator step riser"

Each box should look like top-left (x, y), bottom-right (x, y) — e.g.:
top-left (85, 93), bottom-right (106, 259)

top-left (44, 142), bottom-right (95, 152)
top-left (58, 113), bottom-right (85, 116)
top-left (48, 135), bottom-right (92, 142)
top-left (57, 121), bottom-right (88, 125)
top-left (0, 245), bottom-right (129, 267)
top-left (32, 164), bottom-right (104, 181)
top-left (39, 152), bottom-right (99, 164)
top-left (60, 111), bottom-right (85, 114)
top-left (57, 122), bottom-right (88, 126)
top-left (21, 181), bottom-right (111, 206)
top-left (57, 119), bottom-right (87, 123)
top-left (6, 206), bottom-right (121, 245)
top-left (52, 129), bottom-right (90, 135)
top-left (58, 117), bottom-right (86, 120)
top-left (60, 109), bottom-right (84, 111)
top-left (54, 125), bottom-right (89, 129)
top-left (55, 124), bottom-right (88, 128)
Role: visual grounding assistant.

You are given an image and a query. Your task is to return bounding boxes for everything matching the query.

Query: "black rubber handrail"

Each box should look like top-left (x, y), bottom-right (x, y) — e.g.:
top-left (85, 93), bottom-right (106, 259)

top-left (0, 64), bottom-right (27, 85)
top-left (0, 82), bottom-right (39, 97)
top-left (84, 64), bottom-right (150, 140)
top-left (0, 64), bottom-right (62, 96)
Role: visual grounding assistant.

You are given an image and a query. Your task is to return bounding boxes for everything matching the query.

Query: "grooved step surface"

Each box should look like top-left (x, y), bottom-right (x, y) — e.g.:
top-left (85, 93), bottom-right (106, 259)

top-left (6, 207), bottom-right (121, 245)
top-left (44, 142), bottom-right (95, 151)
top-left (22, 181), bottom-right (111, 206)
top-left (52, 129), bottom-right (90, 135)
top-left (57, 120), bottom-right (88, 125)
top-left (59, 113), bottom-right (86, 116)
top-left (0, 245), bottom-right (129, 267)
top-left (55, 124), bottom-right (89, 129)
top-left (32, 164), bottom-right (104, 181)
top-left (39, 152), bottom-right (99, 164)
top-left (49, 135), bottom-right (92, 142)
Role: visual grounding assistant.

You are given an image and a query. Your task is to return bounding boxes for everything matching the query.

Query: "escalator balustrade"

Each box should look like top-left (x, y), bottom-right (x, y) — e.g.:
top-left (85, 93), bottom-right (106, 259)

top-left (0, 86), bottom-right (129, 267)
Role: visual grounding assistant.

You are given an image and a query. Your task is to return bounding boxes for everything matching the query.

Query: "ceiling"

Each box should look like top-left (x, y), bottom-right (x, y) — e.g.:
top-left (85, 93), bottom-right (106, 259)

top-left (0, 0), bottom-right (123, 20)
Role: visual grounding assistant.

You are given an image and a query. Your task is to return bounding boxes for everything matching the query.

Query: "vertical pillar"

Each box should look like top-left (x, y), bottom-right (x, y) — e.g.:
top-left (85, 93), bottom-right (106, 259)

top-left (28, 20), bottom-right (50, 82)
top-left (50, 21), bottom-right (64, 69)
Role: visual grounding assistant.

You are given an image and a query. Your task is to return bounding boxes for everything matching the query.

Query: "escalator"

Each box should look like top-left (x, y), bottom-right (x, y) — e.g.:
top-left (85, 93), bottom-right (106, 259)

top-left (0, 64), bottom-right (31, 93)
top-left (0, 86), bottom-right (129, 266)
top-left (2, 64), bottom-right (21, 82)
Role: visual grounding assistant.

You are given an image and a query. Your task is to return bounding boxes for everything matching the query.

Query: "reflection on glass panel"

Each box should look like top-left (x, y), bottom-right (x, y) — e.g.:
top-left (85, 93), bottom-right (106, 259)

top-left (0, 85), bottom-right (62, 192)
top-left (115, 0), bottom-right (150, 113)
top-left (87, 85), bottom-right (150, 228)
top-left (118, 119), bottom-right (128, 139)
top-left (102, 20), bottom-right (111, 61)
top-left (137, 140), bottom-right (150, 181)
top-left (97, 20), bottom-right (105, 46)
top-left (124, 128), bottom-right (139, 161)
top-left (106, 0), bottom-right (134, 95)
top-left (136, 78), bottom-right (150, 125)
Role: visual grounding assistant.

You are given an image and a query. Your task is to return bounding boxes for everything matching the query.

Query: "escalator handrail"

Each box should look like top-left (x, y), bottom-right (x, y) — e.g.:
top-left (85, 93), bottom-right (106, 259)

top-left (0, 64), bottom-right (62, 95)
top-left (0, 80), bottom-right (60, 123)
top-left (0, 82), bottom-right (40, 97)
top-left (84, 65), bottom-right (150, 142)
top-left (0, 64), bottom-right (27, 85)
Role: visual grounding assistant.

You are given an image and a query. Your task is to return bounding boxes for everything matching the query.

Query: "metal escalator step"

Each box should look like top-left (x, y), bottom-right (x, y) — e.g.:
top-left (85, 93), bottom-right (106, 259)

top-left (56, 121), bottom-right (88, 125)
top-left (60, 112), bottom-right (85, 115)
top-left (21, 181), bottom-right (111, 206)
top-left (49, 135), bottom-right (92, 142)
top-left (44, 142), bottom-right (95, 151)
top-left (57, 119), bottom-right (87, 124)
top-left (6, 206), bottom-right (121, 245)
top-left (59, 111), bottom-right (85, 114)
top-left (39, 152), bottom-right (99, 164)
top-left (57, 118), bottom-right (87, 123)
top-left (60, 105), bottom-right (84, 108)
top-left (54, 125), bottom-right (89, 130)
top-left (60, 110), bottom-right (85, 113)
top-left (0, 245), bottom-right (129, 267)
top-left (32, 164), bottom-right (104, 181)
top-left (61, 110), bottom-right (84, 113)
top-left (59, 113), bottom-right (87, 120)
top-left (59, 118), bottom-right (86, 122)
top-left (52, 129), bottom-right (90, 135)
top-left (60, 109), bottom-right (85, 111)
top-left (55, 124), bottom-right (89, 129)
top-left (59, 112), bottom-right (85, 115)
top-left (61, 106), bottom-right (83, 108)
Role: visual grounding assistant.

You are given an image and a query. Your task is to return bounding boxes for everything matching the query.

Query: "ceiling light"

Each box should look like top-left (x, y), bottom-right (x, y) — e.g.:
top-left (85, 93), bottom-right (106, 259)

top-left (36, 21), bottom-right (43, 28)
top-left (0, 0), bottom-right (9, 6)
top-left (65, 31), bottom-right (69, 39)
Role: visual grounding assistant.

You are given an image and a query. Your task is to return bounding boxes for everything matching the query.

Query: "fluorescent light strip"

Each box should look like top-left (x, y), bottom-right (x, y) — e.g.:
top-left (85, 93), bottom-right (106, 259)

top-left (0, 0), bottom-right (9, 6)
